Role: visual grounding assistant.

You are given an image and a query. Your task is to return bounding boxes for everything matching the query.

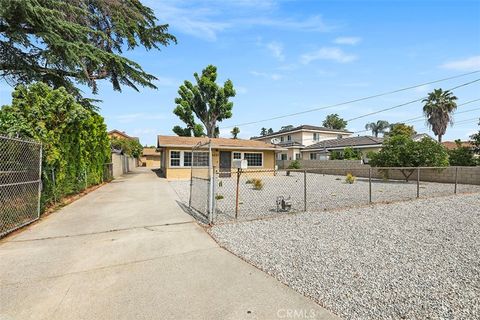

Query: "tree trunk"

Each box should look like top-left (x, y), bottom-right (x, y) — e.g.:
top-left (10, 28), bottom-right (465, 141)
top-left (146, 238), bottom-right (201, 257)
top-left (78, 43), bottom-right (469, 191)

top-left (438, 135), bottom-right (442, 143)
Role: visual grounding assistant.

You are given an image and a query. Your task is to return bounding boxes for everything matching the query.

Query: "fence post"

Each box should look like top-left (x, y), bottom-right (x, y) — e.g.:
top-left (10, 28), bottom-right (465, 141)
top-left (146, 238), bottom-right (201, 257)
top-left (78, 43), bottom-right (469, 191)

top-left (51, 168), bottom-right (56, 204)
top-left (303, 169), bottom-right (307, 212)
top-left (416, 168), bottom-right (420, 198)
top-left (235, 168), bottom-right (241, 219)
top-left (454, 167), bottom-right (458, 194)
top-left (211, 167), bottom-right (217, 224)
top-left (84, 168), bottom-right (88, 190)
top-left (37, 144), bottom-right (43, 219)
top-left (207, 142), bottom-right (214, 224)
top-left (368, 167), bottom-right (372, 203)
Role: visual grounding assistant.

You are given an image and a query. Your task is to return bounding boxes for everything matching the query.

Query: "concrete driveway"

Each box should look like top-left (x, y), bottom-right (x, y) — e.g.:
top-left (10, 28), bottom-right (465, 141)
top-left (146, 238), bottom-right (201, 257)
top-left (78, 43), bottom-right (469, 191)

top-left (0, 168), bottom-right (338, 320)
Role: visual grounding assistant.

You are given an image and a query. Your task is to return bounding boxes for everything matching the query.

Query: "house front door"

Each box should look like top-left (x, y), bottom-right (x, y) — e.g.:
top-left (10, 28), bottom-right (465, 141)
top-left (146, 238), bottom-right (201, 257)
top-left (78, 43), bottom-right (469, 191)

top-left (219, 151), bottom-right (232, 178)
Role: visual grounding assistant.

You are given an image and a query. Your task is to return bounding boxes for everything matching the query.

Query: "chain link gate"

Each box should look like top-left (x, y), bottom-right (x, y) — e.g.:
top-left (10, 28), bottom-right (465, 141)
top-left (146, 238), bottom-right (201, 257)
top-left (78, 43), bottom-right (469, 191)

top-left (0, 135), bottom-right (42, 237)
top-left (188, 140), bottom-right (215, 223)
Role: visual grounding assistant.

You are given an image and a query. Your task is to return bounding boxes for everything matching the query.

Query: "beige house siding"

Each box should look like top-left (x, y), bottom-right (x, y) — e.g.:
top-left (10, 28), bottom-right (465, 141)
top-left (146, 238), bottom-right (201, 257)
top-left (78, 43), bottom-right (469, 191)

top-left (162, 147), bottom-right (276, 180)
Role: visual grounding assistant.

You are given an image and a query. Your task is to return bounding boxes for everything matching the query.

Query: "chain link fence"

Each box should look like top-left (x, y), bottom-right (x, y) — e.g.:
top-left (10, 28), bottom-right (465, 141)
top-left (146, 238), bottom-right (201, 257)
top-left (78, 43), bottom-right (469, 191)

top-left (0, 136), bottom-right (42, 237)
top-left (212, 166), bottom-right (480, 222)
top-left (188, 141), bottom-right (215, 223)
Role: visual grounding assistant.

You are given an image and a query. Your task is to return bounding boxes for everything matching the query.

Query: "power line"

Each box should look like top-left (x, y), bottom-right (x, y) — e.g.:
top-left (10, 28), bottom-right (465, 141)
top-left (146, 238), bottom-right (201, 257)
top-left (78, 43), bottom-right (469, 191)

top-left (221, 70), bottom-right (480, 129)
top-left (400, 98), bottom-right (480, 123)
top-left (353, 98), bottom-right (480, 134)
top-left (345, 78), bottom-right (480, 122)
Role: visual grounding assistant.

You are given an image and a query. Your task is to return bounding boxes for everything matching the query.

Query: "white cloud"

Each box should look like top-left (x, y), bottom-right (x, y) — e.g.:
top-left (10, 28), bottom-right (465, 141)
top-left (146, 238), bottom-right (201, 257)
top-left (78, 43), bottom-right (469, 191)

top-left (334, 36), bottom-right (362, 45)
top-left (236, 86), bottom-right (248, 94)
top-left (266, 41), bottom-right (285, 61)
top-left (440, 56), bottom-right (480, 71)
top-left (145, 1), bottom-right (336, 41)
top-left (301, 47), bottom-right (357, 64)
top-left (250, 71), bottom-right (283, 80)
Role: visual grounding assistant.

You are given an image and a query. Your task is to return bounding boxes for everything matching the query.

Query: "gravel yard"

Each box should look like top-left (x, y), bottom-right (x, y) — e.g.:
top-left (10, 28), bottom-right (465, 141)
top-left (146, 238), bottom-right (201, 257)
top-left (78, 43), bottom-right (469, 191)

top-left (209, 193), bottom-right (480, 319)
top-left (169, 172), bottom-right (480, 222)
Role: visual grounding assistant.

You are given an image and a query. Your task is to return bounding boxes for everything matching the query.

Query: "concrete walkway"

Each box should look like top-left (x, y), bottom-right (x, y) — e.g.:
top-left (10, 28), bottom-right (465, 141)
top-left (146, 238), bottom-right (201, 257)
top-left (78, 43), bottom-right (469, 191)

top-left (0, 168), bottom-right (338, 320)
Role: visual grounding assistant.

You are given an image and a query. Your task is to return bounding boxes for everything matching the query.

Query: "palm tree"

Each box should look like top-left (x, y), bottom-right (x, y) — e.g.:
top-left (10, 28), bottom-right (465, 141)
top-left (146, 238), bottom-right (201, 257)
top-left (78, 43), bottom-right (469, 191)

top-left (422, 89), bottom-right (458, 142)
top-left (365, 120), bottom-right (390, 137)
top-left (231, 126), bottom-right (240, 139)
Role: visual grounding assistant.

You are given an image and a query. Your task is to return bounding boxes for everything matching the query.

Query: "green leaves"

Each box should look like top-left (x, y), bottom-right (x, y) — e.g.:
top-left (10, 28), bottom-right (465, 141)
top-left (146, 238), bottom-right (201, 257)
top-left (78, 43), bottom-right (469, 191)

top-left (0, 82), bottom-right (110, 208)
top-left (422, 89), bottom-right (458, 142)
top-left (0, 0), bottom-right (176, 95)
top-left (370, 136), bottom-right (449, 168)
top-left (322, 114), bottom-right (347, 130)
top-left (172, 65), bottom-right (236, 137)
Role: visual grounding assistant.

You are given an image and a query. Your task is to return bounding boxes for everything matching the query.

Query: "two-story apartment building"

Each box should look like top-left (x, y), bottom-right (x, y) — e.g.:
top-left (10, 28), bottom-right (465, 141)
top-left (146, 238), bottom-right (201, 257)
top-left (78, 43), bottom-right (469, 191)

top-left (251, 125), bottom-right (353, 160)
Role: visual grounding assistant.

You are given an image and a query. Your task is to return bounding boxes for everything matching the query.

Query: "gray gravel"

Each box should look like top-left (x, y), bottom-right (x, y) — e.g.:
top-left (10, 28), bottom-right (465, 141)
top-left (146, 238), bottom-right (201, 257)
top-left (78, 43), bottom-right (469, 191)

top-left (170, 172), bottom-right (480, 222)
top-left (209, 193), bottom-right (480, 319)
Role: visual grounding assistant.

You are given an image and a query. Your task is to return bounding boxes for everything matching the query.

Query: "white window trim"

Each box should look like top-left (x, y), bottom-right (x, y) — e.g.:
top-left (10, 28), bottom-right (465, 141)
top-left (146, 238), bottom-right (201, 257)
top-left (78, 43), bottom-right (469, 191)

top-left (231, 151), bottom-right (263, 168)
top-left (169, 150), bottom-right (209, 168)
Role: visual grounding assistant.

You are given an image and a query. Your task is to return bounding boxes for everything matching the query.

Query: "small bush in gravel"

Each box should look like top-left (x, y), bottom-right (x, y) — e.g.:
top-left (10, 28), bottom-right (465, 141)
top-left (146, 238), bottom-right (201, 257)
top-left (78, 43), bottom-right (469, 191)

top-left (345, 173), bottom-right (356, 184)
top-left (215, 194), bottom-right (224, 200)
top-left (246, 179), bottom-right (253, 184)
top-left (252, 178), bottom-right (264, 190)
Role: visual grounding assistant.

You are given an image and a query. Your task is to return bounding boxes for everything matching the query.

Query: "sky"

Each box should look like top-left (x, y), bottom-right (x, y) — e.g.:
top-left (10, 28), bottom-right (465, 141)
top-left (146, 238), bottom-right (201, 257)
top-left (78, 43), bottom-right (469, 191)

top-left (1, 0), bottom-right (479, 146)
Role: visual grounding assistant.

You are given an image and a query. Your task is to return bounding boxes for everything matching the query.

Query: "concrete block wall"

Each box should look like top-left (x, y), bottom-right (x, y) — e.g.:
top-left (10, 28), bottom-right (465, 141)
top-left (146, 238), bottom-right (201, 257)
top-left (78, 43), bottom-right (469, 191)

top-left (112, 153), bottom-right (137, 178)
top-left (277, 160), bottom-right (480, 185)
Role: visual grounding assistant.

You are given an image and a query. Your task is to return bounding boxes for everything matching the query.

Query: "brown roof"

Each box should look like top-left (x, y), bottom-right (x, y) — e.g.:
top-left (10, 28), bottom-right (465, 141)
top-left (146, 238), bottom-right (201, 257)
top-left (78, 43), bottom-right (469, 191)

top-left (142, 147), bottom-right (161, 156)
top-left (442, 141), bottom-right (473, 150)
top-left (305, 136), bottom-right (384, 151)
top-left (157, 135), bottom-right (284, 150)
top-left (251, 125), bottom-right (352, 140)
top-left (108, 129), bottom-right (139, 141)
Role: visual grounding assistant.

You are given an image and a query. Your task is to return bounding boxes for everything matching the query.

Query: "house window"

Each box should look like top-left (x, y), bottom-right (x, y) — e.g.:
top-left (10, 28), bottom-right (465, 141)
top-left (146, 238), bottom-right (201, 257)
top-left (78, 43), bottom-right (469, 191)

top-left (170, 151), bottom-right (181, 167)
top-left (244, 153), bottom-right (263, 167)
top-left (280, 136), bottom-right (284, 142)
top-left (281, 154), bottom-right (287, 160)
top-left (310, 153), bottom-right (317, 160)
top-left (192, 152), bottom-right (209, 166)
top-left (287, 135), bottom-right (291, 141)
top-left (313, 133), bottom-right (319, 141)
top-left (233, 152), bottom-right (242, 159)
top-left (170, 150), bottom-right (209, 167)
top-left (183, 152), bottom-right (192, 166)
top-left (295, 153), bottom-right (301, 160)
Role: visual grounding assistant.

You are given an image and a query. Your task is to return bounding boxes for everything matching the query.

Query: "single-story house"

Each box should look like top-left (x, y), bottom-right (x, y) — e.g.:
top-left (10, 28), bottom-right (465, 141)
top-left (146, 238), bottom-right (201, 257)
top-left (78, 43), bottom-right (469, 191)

top-left (140, 147), bottom-right (161, 168)
top-left (157, 135), bottom-right (284, 179)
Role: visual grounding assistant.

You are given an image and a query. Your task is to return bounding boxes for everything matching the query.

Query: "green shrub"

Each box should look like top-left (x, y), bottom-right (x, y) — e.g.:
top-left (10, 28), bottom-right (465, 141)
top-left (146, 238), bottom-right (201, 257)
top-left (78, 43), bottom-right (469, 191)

top-left (215, 194), bottom-right (224, 200)
top-left (287, 160), bottom-right (301, 169)
top-left (0, 83), bottom-right (110, 210)
top-left (252, 178), bottom-right (264, 190)
top-left (345, 173), bottom-right (356, 184)
top-left (245, 179), bottom-right (253, 184)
